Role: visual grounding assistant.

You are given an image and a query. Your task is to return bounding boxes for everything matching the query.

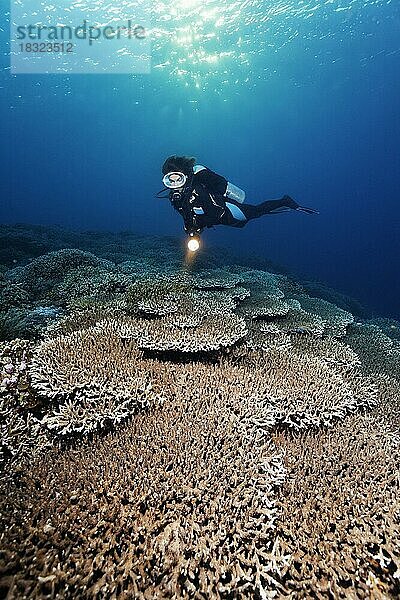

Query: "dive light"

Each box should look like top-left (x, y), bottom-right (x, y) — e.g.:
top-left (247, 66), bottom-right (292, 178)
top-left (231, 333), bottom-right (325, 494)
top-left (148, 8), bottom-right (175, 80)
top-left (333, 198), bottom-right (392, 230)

top-left (187, 232), bottom-right (200, 252)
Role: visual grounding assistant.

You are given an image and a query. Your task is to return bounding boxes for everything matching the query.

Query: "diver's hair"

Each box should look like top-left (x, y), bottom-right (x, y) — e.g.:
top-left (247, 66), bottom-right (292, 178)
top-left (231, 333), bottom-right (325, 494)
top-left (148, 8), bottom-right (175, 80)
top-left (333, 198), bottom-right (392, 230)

top-left (162, 155), bottom-right (196, 176)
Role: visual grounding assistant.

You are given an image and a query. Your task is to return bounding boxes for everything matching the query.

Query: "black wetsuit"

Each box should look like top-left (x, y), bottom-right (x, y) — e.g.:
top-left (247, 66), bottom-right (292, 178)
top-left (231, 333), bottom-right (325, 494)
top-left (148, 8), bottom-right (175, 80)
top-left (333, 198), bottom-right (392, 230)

top-left (169, 166), bottom-right (297, 233)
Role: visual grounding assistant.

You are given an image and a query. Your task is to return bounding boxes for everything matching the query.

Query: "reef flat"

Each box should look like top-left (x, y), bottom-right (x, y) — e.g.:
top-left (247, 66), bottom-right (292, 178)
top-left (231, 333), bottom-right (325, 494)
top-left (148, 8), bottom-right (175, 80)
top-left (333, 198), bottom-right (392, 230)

top-left (1, 225), bottom-right (399, 598)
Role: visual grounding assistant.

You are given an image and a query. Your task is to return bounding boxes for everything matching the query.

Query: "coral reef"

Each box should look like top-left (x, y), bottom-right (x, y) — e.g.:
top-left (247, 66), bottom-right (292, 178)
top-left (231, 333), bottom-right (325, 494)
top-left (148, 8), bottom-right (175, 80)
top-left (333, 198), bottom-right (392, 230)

top-left (0, 226), bottom-right (398, 598)
top-left (1, 339), bottom-right (49, 470)
top-left (0, 391), bottom-right (286, 598)
top-left (103, 313), bottom-right (248, 353)
top-left (272, 409), bottom-right (400, 598)
top-left (6, 248), bottom-right (114, 299)
top-left (289, 295), bottom-right (354, 337)
top-left (345, 322), bottom-right (400, 380)
top-left (370, 317), bottom-right (400, 341)
top-left (30, 328), bottom-right (165, 434)
top-left (51, 265), bottom-right (131, 305)
top-left (300, 278), bottom-right (368, 318)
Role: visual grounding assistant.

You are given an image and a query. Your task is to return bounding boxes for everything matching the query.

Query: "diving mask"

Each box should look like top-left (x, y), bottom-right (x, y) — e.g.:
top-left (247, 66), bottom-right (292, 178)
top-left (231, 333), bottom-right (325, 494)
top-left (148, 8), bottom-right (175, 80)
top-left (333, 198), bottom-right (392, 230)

top-left (163, 171), bottom-right (188, 189)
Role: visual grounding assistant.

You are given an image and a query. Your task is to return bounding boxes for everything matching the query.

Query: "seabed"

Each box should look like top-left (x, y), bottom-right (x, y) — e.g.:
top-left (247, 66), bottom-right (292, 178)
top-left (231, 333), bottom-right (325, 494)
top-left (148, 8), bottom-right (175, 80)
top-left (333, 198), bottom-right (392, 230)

top-left (1, 225), bottom-right (399, 598)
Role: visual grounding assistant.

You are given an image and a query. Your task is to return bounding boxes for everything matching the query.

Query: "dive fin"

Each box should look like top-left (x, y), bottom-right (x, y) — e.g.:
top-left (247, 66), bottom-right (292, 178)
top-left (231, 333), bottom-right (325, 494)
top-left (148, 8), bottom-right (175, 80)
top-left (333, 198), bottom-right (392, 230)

top-left (296, 206), bottom-right (320, 215)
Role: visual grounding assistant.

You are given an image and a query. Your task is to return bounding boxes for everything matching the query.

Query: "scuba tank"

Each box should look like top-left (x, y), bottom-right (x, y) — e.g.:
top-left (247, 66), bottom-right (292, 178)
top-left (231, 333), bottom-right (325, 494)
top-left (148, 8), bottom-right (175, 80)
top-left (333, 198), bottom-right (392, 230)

top-left (225, 181), bottom-right (246, 204)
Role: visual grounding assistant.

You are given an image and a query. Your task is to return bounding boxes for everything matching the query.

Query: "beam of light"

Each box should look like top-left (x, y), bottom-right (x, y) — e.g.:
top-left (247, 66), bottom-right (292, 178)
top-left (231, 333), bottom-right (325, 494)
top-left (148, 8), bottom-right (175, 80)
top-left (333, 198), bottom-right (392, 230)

top-left (187, 237), bottom-right (200, 252)
top-left (150, 0), bottom-right (392, 93)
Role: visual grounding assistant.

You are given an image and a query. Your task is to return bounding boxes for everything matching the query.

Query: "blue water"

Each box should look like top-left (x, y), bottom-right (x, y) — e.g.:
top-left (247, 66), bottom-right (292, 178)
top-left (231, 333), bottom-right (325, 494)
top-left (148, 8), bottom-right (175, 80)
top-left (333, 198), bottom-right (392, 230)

top-left (1, 0), bottom-right (399, 317)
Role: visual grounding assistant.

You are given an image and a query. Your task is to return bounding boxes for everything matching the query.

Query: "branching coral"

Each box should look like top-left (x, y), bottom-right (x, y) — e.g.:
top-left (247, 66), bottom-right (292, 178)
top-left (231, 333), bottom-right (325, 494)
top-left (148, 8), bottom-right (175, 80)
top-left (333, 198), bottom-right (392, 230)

top-left (370, 317), bottom-right (400, 341)
top-left (238, 295), bottom-right (290, 319)
top-left (0, 386), bottom-right (287, 598)
top-left (290, 335), bottom-right (361, 372)
top-left (99, 313), bottom-right (248, 353)
top-left (151, 350), bottom-right (375, 432)
top-left (231, 349), bottom-right (377, 429)
top-left (290, 294), bottom-right (354, 337)
top-left (230, 268), bottom-right (284, 298)
top-left (0, 402), bottom-right (49, 473)
top-left (1, 339), bottom-right (49, 472)
top-left (44, 297), bottom-right (129, 338)
top-left (345, 322), bottom-right (400, 380)
top-left (0, 228), bottom-right (398, 598)
top-left (0, 276), bottom-right (29, 311)
top-left (246, 322), bottom-right (293, 353)
top-left (1, 306), bottom-right (53, 341)
top-left (272, 409), bottom-right (400, 598)
top-left (6, 249), bottom-right (114, 299)
top-left (41, 386), bottom-right (161, 436)
top-left (189, 268), bottom-right (244, 289)
top-left (30, 328), bottom-right (166, 434)
top-left (269, 300), bottom-right (327, 337)
top-left (0, 339), bottom-right (37, 407)
top-left (126, 275), bottom-right (192, 316)
top-left (51, 265), bottom-right (131, 305)
top-left (300, 279), bottom-right (367, 317)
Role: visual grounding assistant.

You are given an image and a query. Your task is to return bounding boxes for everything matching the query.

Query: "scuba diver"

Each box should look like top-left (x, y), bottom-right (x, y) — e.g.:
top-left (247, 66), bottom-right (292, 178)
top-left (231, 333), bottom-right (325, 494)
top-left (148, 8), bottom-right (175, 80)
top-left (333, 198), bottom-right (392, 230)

top-left (158, 155), bottom-right (319, 252)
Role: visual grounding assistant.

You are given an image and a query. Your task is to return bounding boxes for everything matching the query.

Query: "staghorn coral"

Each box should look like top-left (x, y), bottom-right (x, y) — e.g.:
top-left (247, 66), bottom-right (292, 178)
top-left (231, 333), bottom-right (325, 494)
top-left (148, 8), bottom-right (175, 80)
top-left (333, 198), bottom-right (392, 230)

top-left (218, 285), bottom-right (251, 301)
top-left (6, 249), bottom-right (114, 299)
top-left (289, 294), bottom-right (354, 337)
top-left (230, 349), bottom-right (377, 429)
top-left (30, 328), bottom-right (166, 435)
top-left (46, 282), bottom-right (239, 339)
top-left (32, 318), bottom-right (377, 437)
top-left (194, 289), bottom-right (238, 313)
top-left (0, 275), bottom-right (29, 311)
top-left (370, 317), bottom-right (400, 341)
top-left (229, 268), bottom-right (284, 298)
top-left (0, 385), bottom-right (287, 598)
top-left (148, 349), bottom-right (375, 432)
top-left (300, 279), bottom-right (367, 317)
top-left (372, 375), bottom-right (400, 445)
top-left (0, 402), bottom-right (49, 473)
top-left (125, 274), bottom-right (243, 319)
top-left (1, 340), bottom-right (49, 472)
top-left (0, 338), bottom-right (38, 408)
top-left (0, 305), bottom-right (62, 341)
top-left (345, 322), bottom-right (400, 380)
top-left (290, 334), bottom-right (361, 372)
top-left (44, 297), bottom-right (130, 338)
top-left (246, 322), bottom-right (293, 353)
top-left (273, 273), bottom-right (306, 296)
top-left (126, 274), bottom-right (192, 316)
top-left (189, 268), bottom-right (244, 289)
top-left (218, 268), bottom-right (292, 320)
top-left (118, 258), bottom-right (168, 277)
top-left (269, 300), bottom-right (327, 337)
top-left (238, 296), bottom-right (291, 319)
top-left (41, 384), bottom-right (163, 436)
top-left (0, 338), bottom-right (385, 597)
top-left (165, 312), bottom-right (205, 329)
top-left (99, 313), bottom-right (248, 353)
top-left (1, 226), bottom-right (398, 597)
top-left (51, 265), bottom-right (131, 305)
top-left (272, 409), bottom-right (400, 598)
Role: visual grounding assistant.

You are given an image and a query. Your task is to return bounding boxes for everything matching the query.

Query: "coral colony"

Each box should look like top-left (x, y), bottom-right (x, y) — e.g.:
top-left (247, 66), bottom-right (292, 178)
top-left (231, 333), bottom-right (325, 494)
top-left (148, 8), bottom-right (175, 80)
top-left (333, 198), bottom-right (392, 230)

top-left (0, 225), bottom-right (399, 598)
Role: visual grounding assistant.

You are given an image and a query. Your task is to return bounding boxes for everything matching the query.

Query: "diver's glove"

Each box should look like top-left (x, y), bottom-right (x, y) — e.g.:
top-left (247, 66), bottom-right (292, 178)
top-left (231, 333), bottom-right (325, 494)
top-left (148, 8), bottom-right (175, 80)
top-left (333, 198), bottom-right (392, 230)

top-left (283, 195), bottom-right (319, 215)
